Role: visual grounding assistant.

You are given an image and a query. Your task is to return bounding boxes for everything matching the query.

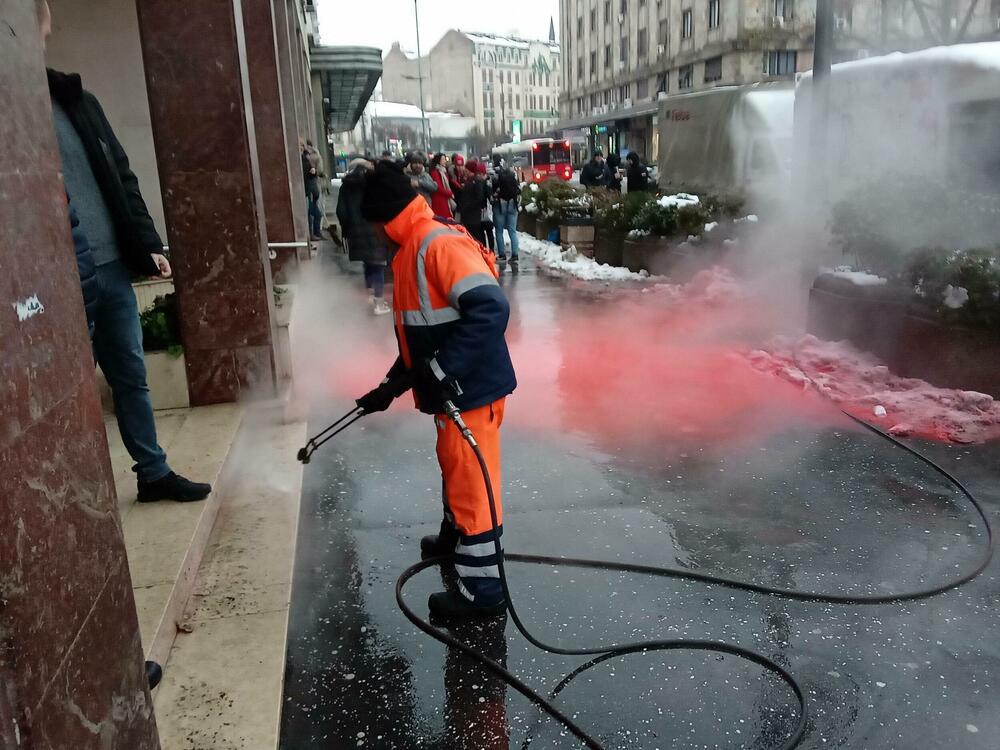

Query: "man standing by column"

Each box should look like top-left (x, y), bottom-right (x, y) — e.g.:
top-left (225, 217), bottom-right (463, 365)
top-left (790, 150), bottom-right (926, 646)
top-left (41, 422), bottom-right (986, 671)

top-left (301, 138), bottom-right (323, 240)
top-left (41, 0), bottom-right (210, 503)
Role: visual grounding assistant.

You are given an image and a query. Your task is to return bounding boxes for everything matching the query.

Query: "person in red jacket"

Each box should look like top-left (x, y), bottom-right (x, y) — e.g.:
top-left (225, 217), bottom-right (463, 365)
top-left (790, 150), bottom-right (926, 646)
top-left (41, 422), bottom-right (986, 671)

top-left (357, 162), bottom-right (517, 620)
top-left (429, 152), bottom-right (454, 219)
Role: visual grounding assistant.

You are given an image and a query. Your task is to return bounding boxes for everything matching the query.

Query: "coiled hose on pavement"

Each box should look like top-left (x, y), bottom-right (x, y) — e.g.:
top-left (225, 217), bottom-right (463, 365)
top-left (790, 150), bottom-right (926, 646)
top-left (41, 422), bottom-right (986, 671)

top-left (393, 409), bottom-right (995, 750)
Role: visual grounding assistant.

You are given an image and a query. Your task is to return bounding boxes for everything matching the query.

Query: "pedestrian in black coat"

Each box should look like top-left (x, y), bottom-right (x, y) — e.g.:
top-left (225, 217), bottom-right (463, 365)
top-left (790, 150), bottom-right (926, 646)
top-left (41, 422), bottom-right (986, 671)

top-left (626, 151), bottom-right (651, 193)
top-left (579, 150), bottom-right (611, 189)
top-left (47, 70), bottom-right (163, 278)
top-left (336, 160), bottom-right (391, 314)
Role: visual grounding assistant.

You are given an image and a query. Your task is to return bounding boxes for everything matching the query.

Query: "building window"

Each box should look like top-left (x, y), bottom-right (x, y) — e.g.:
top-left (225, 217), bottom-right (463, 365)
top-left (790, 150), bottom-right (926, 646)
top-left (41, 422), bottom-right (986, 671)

top-left (577, 16), bottom-right (584, 37)
top-left (605, 0), bottom-right (611, 23)
top-left (658, 19), bottom-right (668, 50)
top-left (590, 7), bottom-right (597, 31)
top-left (578, 57), bottom-right (584, 80)
top-left (488, 69), bottom-right (494, 83)
top-left (682, 10), bottom-right (693, 38)
top-left (637, 28), bottom-right (648, 57)
top-left (709, 0), bottom-right (720, 29)
top-left (507, 70), bottom-right (512, 83)
top-left (765, 50), bottom-right (797, 75)
top-left (483, 92), bottom-right (489, 108)
top-left (704, 55), bottom-right (722, 82)
top-left (515, 72), bottom-right (520, 84)
top-left (591, 93), bottom-right (599, 107)
top-left (620, 0), bottom-right (628, 13)
top-left (620, 36), bottom-right (629, 62)
top-left (656, 72), bottom-right (668, 94)
top-left (637, 78), bottom-right (649, 99)
top-left (678, 64), bottom-right (693, 89)
top-left (603, 89), bottom-right (610, 105)
top-left (591, 51), bottom-right (597, 76)
top-left (774, 0), bottom-right (794, 19)
top-left (605, 44), bottom-right (612, 68)
top-left (516, 94), bottom-right (521, 108)
top-left (618, 83), bottom-right (631, 101)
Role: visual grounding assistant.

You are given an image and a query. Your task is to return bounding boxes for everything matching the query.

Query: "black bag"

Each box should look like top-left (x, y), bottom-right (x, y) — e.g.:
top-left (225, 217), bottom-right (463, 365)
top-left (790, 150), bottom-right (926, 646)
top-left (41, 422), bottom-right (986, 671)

top-left (495, 168), bottom-right (520, 201)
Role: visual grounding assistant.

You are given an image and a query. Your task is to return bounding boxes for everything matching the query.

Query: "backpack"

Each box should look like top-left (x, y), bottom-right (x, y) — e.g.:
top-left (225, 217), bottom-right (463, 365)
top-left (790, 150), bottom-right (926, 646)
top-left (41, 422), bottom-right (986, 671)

top-left (495, 168), bottom-right (520, 202)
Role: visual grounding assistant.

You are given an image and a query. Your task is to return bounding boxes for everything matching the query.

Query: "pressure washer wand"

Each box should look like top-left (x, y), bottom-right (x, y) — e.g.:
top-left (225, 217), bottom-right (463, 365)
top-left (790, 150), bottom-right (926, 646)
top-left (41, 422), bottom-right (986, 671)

top-left (297, 406), bottom-right (365, 464)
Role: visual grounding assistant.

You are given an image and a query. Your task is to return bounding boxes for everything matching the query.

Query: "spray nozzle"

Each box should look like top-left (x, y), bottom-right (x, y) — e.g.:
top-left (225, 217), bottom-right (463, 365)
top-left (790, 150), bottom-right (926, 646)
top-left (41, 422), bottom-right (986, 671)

top-left (443, 400), bottom-right (477, 447)
top-left (296, 406), bottom-right (365, 464)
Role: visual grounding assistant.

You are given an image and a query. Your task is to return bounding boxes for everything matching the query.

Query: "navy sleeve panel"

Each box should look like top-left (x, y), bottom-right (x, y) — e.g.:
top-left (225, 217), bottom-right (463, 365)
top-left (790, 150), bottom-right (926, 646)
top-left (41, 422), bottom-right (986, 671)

top-left (434, 284), bottom-right (510, 383)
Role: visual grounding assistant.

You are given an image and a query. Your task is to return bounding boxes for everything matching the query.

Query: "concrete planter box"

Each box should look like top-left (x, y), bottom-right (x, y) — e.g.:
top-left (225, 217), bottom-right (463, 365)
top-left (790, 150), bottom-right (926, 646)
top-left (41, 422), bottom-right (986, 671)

top-left (535, 218), bottom-right (557, 242)
top-left (622, 236), bottom-right (670, 273)
top-left (594, 228), bottom-right (626, 267)
top-left (807, 274), bottom-right (1000, 397)
top-left (559, 217), bottom-right (595, 258)
top-left (517, 213), bottom-right (537, 236)
top-left (144, 351), bottom-right (190, 410)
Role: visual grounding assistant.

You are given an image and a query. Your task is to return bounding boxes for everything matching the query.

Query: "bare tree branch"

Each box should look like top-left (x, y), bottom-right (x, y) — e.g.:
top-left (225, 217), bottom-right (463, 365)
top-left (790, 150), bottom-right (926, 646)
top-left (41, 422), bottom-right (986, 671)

top-left (955, 0), bottom-right (982, 40)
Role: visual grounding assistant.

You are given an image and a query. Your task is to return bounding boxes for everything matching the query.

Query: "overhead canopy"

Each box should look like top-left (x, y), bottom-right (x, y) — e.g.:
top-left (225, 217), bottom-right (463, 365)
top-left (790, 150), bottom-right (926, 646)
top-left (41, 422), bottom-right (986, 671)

top-left (311, 45), bottom-right (382, 133)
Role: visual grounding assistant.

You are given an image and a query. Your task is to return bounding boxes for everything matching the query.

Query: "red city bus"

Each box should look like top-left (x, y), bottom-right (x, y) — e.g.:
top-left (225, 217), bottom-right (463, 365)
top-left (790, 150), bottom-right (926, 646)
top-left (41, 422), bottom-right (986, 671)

top-left (491, 138), bottom-right (574, 182)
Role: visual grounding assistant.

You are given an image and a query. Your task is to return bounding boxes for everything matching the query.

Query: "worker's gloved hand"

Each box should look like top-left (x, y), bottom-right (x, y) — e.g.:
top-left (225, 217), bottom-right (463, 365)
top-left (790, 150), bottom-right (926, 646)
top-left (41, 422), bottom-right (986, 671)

top-left (356, 376), bottom-right (409, 414)
top-left (411, 358), bottom-right (460, 399)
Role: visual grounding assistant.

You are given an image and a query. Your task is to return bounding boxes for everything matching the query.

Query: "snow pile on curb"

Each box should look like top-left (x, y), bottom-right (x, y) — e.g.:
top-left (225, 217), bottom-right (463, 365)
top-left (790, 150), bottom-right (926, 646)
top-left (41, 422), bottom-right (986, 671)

top-left (518, 233), bottom-right (654, 282)
top-left (647, 267), bottom-right (744, 305)
top-left (748, 335), bottom-right (1000, 443)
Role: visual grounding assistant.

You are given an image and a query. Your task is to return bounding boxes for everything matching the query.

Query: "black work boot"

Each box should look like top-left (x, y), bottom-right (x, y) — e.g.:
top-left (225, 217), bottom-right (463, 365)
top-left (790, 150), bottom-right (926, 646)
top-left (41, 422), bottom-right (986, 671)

top-left (429, 591), bottom-right (506, 621)
top-left (420, 520), bottom-right (460, 559)
top-left (137, 472), bottom-right (212, 503)
top-left (145, 661), bottom-right (163, 690)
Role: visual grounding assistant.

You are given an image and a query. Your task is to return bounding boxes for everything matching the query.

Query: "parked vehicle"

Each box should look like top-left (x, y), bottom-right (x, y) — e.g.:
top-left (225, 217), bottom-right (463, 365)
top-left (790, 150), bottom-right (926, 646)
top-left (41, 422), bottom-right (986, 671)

top-left (794, 42), bottom-right (1000, 199)
top-left (656, 82), bottom-right (794, 201)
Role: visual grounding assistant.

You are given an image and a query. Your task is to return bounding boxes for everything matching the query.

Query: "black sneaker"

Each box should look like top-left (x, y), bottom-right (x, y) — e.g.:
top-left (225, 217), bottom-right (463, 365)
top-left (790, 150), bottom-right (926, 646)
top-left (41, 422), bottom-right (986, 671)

top-left (428, 591), bottom-right (506, 621)
top-left (137, 472), bottom-right (212, 503)
top-left (145, 661), bottom-right (163, 690)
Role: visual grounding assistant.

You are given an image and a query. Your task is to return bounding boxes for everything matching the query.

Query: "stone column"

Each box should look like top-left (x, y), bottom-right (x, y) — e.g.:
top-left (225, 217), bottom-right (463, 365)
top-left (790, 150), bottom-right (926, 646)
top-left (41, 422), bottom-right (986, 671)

top-left (136, 0), bottom-right (278, 405)
top-left (0, 3), bottom-right (158, 748)
top-left (242, 0), bottom-right (305, 281)
top-left (273, 0), bottom-right (310, 245)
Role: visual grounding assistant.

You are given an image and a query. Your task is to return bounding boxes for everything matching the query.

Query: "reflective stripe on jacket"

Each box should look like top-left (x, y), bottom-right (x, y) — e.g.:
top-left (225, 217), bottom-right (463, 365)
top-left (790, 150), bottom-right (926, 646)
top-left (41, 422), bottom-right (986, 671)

top-left (386, 197), bottom-right (517, 414)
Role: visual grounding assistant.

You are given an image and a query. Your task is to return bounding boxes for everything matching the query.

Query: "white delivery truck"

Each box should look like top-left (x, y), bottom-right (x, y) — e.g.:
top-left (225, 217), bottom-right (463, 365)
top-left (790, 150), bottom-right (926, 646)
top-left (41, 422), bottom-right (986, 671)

top-left (794, 42), bottom-right (1000, 201)
top-left (656, 82), bottom-right (795, 202)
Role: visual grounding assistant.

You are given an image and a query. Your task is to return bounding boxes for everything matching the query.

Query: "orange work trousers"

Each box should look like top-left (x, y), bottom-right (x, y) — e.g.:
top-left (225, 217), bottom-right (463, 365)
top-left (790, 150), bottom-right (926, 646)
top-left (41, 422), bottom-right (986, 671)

top-left (435, 398), bottom-right (505, 537)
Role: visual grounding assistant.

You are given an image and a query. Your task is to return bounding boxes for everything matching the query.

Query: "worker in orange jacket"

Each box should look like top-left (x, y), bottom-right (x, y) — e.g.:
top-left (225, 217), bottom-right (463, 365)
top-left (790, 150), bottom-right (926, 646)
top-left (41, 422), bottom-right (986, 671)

top-left (357, 162), bottom-right (517, 620)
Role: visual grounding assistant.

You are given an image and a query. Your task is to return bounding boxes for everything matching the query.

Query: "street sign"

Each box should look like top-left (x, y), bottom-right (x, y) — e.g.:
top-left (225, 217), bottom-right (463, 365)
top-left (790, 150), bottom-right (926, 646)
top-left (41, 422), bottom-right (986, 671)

top-left (512, 119), bottom-right (522, 144)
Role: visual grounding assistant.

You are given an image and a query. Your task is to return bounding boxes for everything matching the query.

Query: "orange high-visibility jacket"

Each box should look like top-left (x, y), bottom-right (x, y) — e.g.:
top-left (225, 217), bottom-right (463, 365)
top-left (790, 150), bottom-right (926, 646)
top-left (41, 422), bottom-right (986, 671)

top-left (384, 197), bottom-right (517, 414)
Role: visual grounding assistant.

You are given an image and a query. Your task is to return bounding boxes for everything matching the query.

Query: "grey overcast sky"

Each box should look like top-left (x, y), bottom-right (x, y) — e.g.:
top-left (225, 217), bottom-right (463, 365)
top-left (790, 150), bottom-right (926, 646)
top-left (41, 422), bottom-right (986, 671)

top-left (316, 0), bottom-right (561, 56)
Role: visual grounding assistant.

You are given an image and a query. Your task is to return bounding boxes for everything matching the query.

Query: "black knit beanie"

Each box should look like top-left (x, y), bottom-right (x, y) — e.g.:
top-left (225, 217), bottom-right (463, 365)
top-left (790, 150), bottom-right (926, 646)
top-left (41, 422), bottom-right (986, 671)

top-left (361, 161), bottom-right (418, 222)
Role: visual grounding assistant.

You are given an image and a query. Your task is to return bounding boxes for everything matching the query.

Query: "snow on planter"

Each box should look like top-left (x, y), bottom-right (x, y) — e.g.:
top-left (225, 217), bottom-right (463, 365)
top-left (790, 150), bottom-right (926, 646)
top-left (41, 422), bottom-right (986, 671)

top-left (657, 193), bottom-right (700, 209)
top-left (748, 335), bottom-right (1000, 443)
top-left (518, 233), bottom-right (655, 282)
top-left (824, 266), bottom-right (889, 286)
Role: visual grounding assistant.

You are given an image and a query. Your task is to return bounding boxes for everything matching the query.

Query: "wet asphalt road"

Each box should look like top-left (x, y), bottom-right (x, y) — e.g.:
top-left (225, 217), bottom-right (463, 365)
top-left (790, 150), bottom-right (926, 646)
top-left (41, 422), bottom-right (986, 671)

top-left (279, 253), bottom-right (1000, 750)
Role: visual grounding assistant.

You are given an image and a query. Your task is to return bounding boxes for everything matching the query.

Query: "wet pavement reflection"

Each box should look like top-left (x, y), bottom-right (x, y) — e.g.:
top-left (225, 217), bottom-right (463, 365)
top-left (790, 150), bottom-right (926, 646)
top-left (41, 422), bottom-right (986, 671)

top-left (280, 256), bottom-right (1000, 749)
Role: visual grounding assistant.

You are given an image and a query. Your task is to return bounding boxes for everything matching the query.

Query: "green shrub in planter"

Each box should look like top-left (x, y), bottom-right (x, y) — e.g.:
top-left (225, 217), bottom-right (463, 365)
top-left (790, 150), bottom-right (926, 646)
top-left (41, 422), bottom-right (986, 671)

top-left (593, 189), bottom-right (654, 234)
top-left (677, 203), bottom-right (712, 236)
top-left (535, 178), bottom-right (592, 222)
top-left (905, 247), bottom-right (1000, 331)
top-left (633, 200), bottom-right (679, 237)
top-left (139, 293), bottom-right (183, 357)
top-left (831, 175), bottom-right (1000, 275)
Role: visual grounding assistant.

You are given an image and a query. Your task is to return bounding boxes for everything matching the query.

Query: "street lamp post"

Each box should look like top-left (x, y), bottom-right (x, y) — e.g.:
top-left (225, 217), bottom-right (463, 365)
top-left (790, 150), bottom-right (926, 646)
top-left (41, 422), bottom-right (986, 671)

top-left (414, 0), bottom-right (430, 152)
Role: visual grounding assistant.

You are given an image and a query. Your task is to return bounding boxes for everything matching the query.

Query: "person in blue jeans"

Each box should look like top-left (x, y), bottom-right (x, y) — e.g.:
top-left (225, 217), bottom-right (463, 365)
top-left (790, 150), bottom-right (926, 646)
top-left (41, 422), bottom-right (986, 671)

top-left (491, 155), bottom-right (520, 268)
top-left (48, 61), bottom-right (211, 503)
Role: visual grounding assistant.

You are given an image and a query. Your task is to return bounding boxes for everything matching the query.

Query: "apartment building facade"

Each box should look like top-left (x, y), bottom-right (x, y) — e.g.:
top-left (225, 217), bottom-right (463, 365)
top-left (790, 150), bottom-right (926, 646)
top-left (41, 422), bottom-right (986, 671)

top-left (383, 28), bottom-right (562, 145)
top-left (557, 0), bottom-right (1000, 161)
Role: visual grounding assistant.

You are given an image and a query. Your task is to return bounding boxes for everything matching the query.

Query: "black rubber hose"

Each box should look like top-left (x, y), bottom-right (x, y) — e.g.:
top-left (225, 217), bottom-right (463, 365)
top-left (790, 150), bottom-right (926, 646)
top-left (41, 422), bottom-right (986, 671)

top-left (394, 413), bottom-right (993, 749)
